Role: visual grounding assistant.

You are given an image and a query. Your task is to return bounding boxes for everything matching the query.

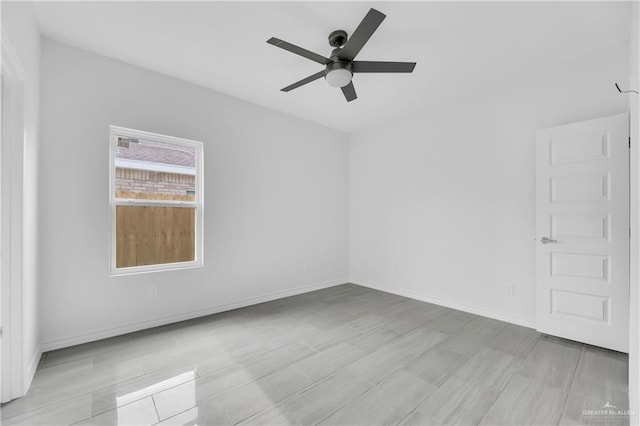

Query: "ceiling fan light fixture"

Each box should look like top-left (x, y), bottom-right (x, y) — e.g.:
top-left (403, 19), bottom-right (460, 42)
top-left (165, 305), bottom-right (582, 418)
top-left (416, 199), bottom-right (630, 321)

top-left (267, 8), bottom-right (415, 101)
top-left (325, 68), bottom-right (352, 88)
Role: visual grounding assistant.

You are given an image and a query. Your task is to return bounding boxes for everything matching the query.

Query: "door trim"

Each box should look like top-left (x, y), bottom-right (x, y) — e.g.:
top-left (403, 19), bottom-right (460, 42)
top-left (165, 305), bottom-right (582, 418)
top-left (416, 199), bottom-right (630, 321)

top-left (1, 31), bottom-right (26, 403)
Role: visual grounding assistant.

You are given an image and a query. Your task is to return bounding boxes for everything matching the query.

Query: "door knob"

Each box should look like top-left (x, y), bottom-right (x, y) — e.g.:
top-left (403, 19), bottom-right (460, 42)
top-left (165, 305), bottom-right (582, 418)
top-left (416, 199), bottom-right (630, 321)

top-left (540, 236), bottom-right (558, 244)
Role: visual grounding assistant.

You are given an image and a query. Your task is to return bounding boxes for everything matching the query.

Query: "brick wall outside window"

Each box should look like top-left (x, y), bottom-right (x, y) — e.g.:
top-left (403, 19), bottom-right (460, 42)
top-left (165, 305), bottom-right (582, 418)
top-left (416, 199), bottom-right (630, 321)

top-left (115, 167), bottom-right (195, 196)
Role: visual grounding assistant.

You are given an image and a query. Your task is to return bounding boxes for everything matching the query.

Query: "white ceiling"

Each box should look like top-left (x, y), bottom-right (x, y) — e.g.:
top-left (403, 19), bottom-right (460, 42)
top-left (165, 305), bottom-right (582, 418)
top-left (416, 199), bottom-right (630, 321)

top-left (33, 1), bottom-right (631, 133)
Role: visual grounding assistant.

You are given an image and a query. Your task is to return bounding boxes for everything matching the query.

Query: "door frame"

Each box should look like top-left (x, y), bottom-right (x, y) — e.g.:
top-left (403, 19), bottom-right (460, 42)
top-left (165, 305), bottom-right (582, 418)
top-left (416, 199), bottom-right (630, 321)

top-left (1, 31), bottom-right (26, 403)
top-left (628, 3), bottom-right (640, 418)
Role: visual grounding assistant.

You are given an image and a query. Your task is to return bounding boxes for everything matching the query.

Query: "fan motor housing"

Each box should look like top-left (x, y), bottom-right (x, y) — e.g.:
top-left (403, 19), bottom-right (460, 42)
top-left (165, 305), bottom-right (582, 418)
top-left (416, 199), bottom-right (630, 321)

top-left (325, 61), bottom-right (352, 75)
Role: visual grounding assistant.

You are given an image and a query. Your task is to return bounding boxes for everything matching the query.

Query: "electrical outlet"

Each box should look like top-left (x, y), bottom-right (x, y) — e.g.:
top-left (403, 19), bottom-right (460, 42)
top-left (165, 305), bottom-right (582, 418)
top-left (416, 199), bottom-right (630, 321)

top-left (148, 285), bottom-right (159, 298)
top-left (506, 283), bottom-right (514, 295)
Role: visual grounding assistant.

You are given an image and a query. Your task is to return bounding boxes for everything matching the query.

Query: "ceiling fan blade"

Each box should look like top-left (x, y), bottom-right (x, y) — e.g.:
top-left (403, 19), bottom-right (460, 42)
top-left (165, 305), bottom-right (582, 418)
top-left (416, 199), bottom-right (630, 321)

top-left (267, 37), bottom-right (331, 65)
top-left (281, 71), bottom-right (326, 92)
top-left (352, 61), bottom-right (416, 73)
top-left (338, 8), bottom-right (386, 61)
top-left (341, 81), bottom-right (357, 102)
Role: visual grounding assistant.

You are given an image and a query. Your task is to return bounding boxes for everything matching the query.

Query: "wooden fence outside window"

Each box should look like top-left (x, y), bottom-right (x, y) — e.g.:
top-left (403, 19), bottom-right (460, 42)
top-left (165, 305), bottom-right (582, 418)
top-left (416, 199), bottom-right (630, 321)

top-left (115, 191), bottom-right (196, 268)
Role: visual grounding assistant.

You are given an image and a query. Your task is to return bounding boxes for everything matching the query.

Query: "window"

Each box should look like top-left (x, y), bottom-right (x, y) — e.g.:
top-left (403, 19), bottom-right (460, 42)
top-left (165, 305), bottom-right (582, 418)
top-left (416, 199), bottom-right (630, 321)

top-left (109, 126), bottom-right (203, 275)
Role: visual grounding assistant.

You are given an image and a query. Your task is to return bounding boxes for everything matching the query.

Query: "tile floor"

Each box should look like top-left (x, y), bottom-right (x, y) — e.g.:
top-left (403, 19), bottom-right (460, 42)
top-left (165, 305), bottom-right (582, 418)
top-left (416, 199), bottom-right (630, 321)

top-left (0, 284), bottom-right (630, 425)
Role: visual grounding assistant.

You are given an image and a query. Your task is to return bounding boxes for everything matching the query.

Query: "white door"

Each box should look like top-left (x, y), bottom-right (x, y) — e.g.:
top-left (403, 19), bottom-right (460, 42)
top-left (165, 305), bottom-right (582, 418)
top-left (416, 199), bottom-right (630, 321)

top-left (536, 113), bottom-right (629, 353)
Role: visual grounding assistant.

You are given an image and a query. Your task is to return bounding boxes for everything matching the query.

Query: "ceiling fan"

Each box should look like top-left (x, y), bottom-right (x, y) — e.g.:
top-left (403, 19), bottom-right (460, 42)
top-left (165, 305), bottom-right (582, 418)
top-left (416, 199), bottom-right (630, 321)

top-left (267, 8), bottom-right (416, 102)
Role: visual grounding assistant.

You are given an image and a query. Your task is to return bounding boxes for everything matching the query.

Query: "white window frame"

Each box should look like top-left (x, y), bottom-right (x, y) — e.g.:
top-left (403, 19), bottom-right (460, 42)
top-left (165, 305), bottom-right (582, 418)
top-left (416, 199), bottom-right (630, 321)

top-left (109, 125), bottom-right (204, 276)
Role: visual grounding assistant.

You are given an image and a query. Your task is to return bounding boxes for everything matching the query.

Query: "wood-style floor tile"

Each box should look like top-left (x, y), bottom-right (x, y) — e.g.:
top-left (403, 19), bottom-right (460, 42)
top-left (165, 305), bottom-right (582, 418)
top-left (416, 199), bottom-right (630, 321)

top-left (1, 284), bottom-right (628, 426)
top-left (401, 376), bottom-right (501, 426)
top-left (240, 371), bottom-right (372, 426)
top-left (480, 373), bottom-right (567, 426)
top-left (317, 370), bottom-right (436, 426)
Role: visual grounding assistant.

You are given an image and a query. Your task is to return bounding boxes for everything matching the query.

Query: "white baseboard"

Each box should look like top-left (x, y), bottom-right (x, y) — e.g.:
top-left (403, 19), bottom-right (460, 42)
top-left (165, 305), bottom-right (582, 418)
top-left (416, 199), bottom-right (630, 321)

top-left (350, 277), bottom-right (536, 329)
top-left (42, 278), bottom-right (347, 352)
top-left (24, 345), bottom-right (42, 393)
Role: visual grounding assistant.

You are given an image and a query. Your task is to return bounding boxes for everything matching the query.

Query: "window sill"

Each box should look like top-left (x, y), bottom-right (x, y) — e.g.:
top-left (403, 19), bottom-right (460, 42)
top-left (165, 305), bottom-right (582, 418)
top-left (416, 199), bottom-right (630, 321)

top-left (109, 260), bottom-right (202, 277)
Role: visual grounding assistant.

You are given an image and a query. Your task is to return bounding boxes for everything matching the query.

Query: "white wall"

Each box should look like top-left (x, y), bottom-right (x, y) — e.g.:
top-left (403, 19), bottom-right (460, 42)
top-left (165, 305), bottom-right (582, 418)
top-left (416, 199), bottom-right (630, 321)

top-left (39, 39), bottom-right (349, 350)
top-left (349, 44), bottom-right (629, 327)
top-left (628, 1), bottom-right (640, 421)
top-left (1, 1), bottom-right (41, 393)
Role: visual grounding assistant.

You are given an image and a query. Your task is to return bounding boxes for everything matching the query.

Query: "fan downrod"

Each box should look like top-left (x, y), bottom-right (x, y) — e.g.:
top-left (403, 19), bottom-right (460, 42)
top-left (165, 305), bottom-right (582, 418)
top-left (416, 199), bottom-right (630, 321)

top-left (328, 30), bottom-right (348, 47)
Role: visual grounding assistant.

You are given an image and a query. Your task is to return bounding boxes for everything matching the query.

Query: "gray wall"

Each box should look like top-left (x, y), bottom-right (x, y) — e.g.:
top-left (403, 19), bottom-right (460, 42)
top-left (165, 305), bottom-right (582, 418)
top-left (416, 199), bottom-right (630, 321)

top-left (349, 43), bottom-right (629, 327)
top-left (39, 39), bottom-right (349, 349)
